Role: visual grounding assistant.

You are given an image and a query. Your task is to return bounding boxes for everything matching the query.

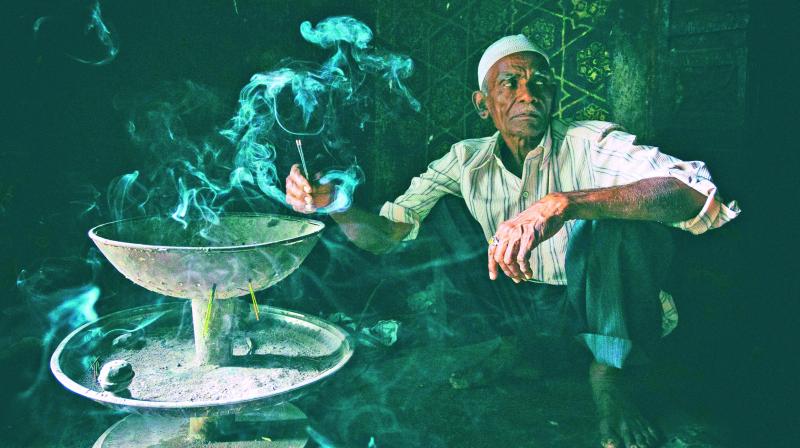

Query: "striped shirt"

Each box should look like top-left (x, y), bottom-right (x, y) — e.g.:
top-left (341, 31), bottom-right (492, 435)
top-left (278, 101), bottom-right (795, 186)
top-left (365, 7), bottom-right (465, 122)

top-left (380, 118), bottom-right (741, 287)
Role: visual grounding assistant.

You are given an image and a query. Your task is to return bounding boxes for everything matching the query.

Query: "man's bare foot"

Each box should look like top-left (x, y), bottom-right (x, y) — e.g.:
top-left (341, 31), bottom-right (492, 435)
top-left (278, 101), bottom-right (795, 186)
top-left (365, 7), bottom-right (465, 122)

top-left (589, 361), bottom-right (659, 448)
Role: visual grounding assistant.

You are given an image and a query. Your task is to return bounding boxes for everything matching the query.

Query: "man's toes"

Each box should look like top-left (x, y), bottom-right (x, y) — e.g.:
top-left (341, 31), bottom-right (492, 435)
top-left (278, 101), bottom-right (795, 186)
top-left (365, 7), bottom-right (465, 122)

top-left (619, 424), bottom-right (636, 448)
top-left (600, 437), bottom-right (620, 448)
top-left (637, 425), bottom-right (657, 447)
top-left (599, 419), bottom-right (619, 448)
top-left (631, 417), bottom-right (658, 447)
top-left (633, 430), bottom-right (649, 448)
top-left (644, 424), bottom-right (659, 445)
top-left (624, 419), bottom-right (650, 448)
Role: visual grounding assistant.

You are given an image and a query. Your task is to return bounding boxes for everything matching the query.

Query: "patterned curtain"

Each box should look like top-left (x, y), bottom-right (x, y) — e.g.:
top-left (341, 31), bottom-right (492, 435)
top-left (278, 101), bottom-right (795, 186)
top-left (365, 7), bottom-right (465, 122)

top-left (374, 0), bottom-right (616, 169)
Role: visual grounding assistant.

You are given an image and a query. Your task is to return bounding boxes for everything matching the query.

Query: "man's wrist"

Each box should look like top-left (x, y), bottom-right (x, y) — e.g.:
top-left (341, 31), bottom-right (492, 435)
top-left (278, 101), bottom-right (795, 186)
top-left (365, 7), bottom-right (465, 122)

top-left (558, 191), bottom-right (582, 221)
top-left (560, 189), bottom-right (607, 221)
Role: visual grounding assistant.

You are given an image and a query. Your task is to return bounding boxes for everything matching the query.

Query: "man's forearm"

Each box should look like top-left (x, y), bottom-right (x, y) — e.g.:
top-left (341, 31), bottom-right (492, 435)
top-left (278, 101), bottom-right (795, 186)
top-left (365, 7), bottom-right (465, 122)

top-left (330, 207), bottom-right (413, 254)
top-left (562, 177), bottom-right (707, 223)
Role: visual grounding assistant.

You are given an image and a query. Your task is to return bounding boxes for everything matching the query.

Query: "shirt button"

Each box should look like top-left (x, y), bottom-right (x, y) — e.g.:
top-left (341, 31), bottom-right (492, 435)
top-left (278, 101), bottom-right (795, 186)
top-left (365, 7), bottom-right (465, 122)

top-left (521, 191), bottom-right (529, 198)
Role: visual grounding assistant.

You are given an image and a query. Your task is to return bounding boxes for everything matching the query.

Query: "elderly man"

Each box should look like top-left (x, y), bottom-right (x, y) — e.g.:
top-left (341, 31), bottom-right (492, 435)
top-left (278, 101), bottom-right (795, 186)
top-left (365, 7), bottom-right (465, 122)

top-left (285, 35), bottom-right (739, 448)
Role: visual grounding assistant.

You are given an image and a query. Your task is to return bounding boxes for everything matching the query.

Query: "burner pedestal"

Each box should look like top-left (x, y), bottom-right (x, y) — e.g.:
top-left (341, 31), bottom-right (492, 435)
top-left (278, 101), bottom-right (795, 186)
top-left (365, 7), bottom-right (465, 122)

top-left (50, 214), bottom-right (353, 447)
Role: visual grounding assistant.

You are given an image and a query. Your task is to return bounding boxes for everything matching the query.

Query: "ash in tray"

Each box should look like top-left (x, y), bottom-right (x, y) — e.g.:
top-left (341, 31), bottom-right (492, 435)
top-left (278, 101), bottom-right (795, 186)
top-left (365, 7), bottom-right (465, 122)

top-left (91, 326), bottom-right (336, 403)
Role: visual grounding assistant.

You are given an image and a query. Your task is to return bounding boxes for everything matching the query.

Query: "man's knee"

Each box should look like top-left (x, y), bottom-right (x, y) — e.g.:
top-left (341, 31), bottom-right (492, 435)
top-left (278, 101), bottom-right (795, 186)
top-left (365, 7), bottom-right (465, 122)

top-left (566, 220), bottom-right (673, 355)
top-left (568, 219), bottom-right (674, 264)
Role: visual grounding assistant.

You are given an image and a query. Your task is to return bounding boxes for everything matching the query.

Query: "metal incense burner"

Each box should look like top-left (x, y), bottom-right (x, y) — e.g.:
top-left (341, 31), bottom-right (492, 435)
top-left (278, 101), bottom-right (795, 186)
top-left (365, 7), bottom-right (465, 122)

top-left (50, 213), bottom-right (354, 447)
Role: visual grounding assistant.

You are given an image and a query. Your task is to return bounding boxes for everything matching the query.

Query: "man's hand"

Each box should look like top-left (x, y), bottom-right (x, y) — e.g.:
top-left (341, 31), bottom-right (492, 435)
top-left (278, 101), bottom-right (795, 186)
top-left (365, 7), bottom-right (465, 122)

top-left (488, 193), bottom-right (569, 283)
top-left (285, 163), bottom-right (412, 253)
top-left (285, 164), bottom-right (333, 213)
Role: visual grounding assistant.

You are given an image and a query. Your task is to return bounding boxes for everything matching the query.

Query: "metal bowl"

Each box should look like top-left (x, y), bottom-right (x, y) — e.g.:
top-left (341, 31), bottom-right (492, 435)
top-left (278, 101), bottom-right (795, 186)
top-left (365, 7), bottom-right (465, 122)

top-left (89, 213), bottom-right (325, 300)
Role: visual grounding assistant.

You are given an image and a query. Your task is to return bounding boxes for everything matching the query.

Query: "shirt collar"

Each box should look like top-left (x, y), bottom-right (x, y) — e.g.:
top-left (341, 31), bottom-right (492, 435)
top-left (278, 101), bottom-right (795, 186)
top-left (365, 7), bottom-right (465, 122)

top-left (489, 126), bottom-right (552, 171)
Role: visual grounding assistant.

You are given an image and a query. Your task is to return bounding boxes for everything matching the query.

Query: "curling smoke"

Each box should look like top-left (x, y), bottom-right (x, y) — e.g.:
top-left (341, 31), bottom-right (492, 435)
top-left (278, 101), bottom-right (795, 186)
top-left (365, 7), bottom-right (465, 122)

top-left (34, 1), bottom-right (119, 66)
top-left (115, 16), bottom-right (418, 228)
top-left (15, 251), bottom-right (102, 398)
top-left (221, 16), bottom-right (419, 215)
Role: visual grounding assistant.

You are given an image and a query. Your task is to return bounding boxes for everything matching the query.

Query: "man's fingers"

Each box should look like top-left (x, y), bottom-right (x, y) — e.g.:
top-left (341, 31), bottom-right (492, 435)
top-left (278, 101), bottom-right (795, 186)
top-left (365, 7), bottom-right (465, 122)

top-left (516, 226), bottom-right (535, 279)
top-left (499, 261), bottom-right (512, 278)
top-left (489, 240), bottom-right (514, 281)
top-left (490, 231), bottom-right (523, 282)
top-left (286, 165), bottom-right (316, 211)
top-left (502, 239), bottom-right (517, 264)
top-left (488, 245), bottom-right (499, 280)
top-left (289, 164), bottom-right (313, 193)
top-left (285, 176), bottom-right (315, 213)
top-left (288, 198), bottom-right (313, 213)
top-left (497, 244), bottom-right (523, 282)
top-left (493, 239), bottom-right (507, 264)
top-left (286, 182), bottom-right (314, 209)
top-left (286, 195), bottom-right (313, 213)
top-left (290, 203), bottom-right (308, 213)
top-left (502, 240), bottom-right (522, 278)
top-left (286, 179), bottom-right (306, 199)
top-left (493, 240), bottom-right (509, 278)
top-left (516, 250), bottom-right (532, 280)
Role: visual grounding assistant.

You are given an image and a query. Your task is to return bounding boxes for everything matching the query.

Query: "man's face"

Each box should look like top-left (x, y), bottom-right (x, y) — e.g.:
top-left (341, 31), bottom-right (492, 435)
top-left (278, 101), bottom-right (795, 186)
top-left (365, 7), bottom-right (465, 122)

top-left (480, 52), bottom-right (556, 140)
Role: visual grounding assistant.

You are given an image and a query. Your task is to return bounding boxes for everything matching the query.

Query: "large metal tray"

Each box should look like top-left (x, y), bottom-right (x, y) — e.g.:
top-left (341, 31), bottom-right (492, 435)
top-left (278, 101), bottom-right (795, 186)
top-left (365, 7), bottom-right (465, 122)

top-left (51, 302), bottom-right (354, 416)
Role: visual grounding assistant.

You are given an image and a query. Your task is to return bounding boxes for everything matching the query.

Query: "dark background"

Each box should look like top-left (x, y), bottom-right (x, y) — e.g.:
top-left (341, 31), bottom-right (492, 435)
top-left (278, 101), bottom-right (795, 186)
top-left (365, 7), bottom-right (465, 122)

top-left (1, 0), bottom-right (798, 446)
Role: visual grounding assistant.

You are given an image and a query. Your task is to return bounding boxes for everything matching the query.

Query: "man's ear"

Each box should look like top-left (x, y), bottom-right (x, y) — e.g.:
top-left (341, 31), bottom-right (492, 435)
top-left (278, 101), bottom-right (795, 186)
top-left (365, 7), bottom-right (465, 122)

top-left (472, 91), bottom-right (490, 119)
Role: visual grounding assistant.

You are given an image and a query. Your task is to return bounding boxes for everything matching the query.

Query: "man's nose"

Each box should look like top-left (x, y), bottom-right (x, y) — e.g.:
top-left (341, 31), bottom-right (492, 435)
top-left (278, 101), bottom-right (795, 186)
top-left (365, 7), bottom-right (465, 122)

top-left (516, 79), bottom-right (536, 103)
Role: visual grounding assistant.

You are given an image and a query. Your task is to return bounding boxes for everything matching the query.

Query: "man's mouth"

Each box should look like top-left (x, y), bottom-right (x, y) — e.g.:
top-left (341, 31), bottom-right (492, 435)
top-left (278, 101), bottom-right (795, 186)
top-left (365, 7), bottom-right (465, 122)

top-left (511, 111), bottom-right (541, 119)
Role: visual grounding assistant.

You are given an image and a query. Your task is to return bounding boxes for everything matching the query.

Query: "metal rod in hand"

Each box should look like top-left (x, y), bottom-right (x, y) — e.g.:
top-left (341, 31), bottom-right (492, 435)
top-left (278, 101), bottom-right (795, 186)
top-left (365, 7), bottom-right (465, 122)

top-left (295, 139), bottom-right (310, 180)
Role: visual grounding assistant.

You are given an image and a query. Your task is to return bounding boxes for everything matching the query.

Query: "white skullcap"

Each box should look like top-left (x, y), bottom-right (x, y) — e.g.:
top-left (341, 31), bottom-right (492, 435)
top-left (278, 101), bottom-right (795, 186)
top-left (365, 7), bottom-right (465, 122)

top-left (477, 34), bottom-right (550, 89)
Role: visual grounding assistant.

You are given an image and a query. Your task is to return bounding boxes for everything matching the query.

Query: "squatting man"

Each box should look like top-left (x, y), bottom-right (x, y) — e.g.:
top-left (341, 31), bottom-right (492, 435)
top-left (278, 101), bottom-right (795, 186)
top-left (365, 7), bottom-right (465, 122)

top-left (285, 35), bottom-right (739, 448)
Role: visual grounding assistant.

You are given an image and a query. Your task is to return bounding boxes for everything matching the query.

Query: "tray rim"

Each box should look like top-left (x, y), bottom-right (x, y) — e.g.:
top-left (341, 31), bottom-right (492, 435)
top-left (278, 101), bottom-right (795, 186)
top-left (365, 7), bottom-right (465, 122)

top-left (88, 213), bottom-right (325, 253)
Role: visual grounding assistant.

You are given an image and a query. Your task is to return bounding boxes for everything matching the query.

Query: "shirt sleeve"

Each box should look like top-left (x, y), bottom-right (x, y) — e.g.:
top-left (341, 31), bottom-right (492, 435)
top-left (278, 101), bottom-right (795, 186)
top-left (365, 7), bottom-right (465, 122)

top-left (379, 145), bottom-right (463, 241)
top-left (588, 129), bottom-right (741, 234)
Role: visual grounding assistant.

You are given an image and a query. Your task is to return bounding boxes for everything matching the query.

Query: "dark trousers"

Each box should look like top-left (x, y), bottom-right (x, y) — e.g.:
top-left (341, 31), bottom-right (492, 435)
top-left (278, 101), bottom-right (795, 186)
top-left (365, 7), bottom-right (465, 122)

top-left (480, 220), bottom-right (674, 369)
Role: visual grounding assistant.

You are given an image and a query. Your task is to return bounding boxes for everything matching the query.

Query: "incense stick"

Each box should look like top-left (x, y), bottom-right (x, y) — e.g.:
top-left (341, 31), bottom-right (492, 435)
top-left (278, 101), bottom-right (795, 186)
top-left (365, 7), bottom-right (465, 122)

top-left (356, 279), bottom-right (385, 328)
top-left (203, 284), bottom-right (217, 337)
top-left (248, 281), bottom-right (260, 321)
top-left (294, 139), bottom-right (310, 180)
top-left (91, 356), bottom-right (100, 379)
